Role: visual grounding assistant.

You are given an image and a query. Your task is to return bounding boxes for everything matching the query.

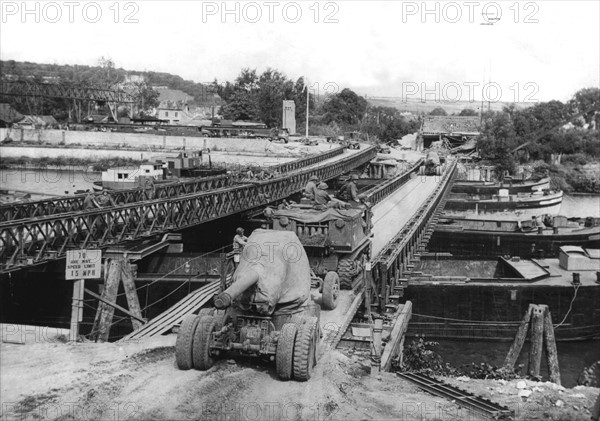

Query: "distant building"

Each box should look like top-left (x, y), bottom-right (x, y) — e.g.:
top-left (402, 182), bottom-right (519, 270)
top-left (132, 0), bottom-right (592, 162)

top-left (282, 100), bottom-right (296, 135)
top-left (157, 107), bottom-right (183, 125)
top-left (17, 115), bottom-right (58, 129)
top-left (419, 115), bottom-right (480, 149)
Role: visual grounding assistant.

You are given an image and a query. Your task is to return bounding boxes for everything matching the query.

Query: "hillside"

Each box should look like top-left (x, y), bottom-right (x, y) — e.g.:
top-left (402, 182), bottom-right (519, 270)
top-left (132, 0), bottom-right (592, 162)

top-left (0, 60), bottom-right (213, 105)
top-left (368, 96), bottom-right (534, 115)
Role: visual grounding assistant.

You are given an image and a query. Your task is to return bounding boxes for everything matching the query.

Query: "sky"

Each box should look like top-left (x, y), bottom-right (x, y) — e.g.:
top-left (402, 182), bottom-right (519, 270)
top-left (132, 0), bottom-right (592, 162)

top-left (1, 0), bottom-right (599, 103)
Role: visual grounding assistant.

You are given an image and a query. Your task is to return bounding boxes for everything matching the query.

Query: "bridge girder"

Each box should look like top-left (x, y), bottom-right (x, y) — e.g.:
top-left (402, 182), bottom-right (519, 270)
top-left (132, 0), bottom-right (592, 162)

top-left (0, 80), bottom-right (135, 103)
top-left (0, 147), bottom-right (376, 272)
top-left (0, 147), bottom-right (346, 222)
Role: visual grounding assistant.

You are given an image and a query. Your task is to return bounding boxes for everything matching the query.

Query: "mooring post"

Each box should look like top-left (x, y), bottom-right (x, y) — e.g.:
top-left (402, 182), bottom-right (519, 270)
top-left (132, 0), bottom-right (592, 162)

top-left (69, 279), bottom-right (85, 342)
top-left (503, 304), bottom-right (533, 369)
top-left (592, 392), bottom-right (600, 421)
top-left (91, 259), bottom-right (121, 342)
top-left (528, 304), bottom-right (545, 379)
top-left (121, 257), bottom-right (144, 331)
top-left (371, 317), bottom-right (383, 376)
top-left (542, 305), bottom-right (561, 385)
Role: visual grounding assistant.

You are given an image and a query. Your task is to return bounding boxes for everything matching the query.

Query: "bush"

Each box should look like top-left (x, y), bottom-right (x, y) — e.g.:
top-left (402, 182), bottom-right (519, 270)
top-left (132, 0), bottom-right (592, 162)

top-left (398, 335), bottom-right (458, 376)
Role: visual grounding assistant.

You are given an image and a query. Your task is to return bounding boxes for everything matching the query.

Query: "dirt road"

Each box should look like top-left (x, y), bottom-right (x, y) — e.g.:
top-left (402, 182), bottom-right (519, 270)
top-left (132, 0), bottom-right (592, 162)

top-left (2, 323), bottom-right (599, 421)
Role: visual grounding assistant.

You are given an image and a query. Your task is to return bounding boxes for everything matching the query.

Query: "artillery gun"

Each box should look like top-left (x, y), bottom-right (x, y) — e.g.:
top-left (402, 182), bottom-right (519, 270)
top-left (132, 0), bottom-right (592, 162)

top-left (272, 204), bottom-right (372, 295)
top-left (175, 230), bottom-right (321, 381)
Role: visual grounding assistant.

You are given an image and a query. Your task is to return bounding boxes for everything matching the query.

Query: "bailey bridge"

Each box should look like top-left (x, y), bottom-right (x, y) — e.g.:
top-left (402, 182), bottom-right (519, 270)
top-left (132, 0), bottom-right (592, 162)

top-left (0, 146), bottom-right (372, 272)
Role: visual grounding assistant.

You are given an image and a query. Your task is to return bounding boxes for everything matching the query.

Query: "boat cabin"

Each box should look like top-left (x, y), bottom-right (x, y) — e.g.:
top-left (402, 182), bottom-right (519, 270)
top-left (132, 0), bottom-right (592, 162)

top-left (101, 163), bottom-right (164, 190)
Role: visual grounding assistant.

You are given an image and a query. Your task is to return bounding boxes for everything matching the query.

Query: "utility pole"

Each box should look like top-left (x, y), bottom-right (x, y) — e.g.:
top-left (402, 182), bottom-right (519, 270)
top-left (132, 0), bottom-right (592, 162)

top-left (305, 79), bottom-right (309, 138)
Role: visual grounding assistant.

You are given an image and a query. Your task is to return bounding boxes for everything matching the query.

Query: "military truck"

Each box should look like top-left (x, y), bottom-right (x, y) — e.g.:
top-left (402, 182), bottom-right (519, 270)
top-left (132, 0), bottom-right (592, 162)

top-left (272, 205), bottom-right (372, 291)
top-left (175, 230), bottom-right (321, 381)
top-left (419, 150), bottom-right (442, 175)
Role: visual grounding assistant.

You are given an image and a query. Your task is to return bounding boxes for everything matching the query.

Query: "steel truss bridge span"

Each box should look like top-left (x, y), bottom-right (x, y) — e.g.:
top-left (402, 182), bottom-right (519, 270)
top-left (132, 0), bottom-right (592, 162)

top-left (0, 80), bottom-right (134, 103)
top-left (0, 147), bottom-right (346, 222)
top-left (0, 146), bottom-right (376, 272)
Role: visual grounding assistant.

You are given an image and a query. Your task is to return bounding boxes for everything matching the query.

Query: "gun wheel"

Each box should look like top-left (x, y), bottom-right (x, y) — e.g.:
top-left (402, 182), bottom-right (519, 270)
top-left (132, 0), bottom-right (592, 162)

top-left (276, 323), bottom-right (298, 380)
top-left (192, 316), bottom-right (217, 371)
top-left (293, 317), bottom-right (319, 381)
top-left (175, 314), bottom-right (200, 370)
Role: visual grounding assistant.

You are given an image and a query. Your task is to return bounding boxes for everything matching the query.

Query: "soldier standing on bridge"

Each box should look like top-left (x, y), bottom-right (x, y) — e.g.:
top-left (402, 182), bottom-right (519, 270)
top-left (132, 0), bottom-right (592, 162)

top-left (232, 227), bottom-right (248, 269)
top-left (98, 191), bottom-right (116, 207)
top-left (83, 190), bottom-right (100, 209)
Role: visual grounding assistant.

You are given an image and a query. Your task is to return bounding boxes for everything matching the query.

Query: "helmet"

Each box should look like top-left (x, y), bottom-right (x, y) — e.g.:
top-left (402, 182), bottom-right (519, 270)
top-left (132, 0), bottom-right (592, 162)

top-left (310, 175), bottom-right (319, 181)
top-left (318, 182), bottom-right (328, 189)
top-left (351, 174), bottom-right (359, 180)
top-left (236, 227), bottom-right (244, 235)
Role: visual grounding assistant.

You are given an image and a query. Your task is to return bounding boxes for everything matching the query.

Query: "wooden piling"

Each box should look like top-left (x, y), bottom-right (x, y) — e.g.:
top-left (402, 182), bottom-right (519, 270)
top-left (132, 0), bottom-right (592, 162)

top-left (503, 304), bottom-right (533, 369)
top-left (121, 259), bottom-right (144, 331)
top-left (528, 305), bottom-right (545, 379)
top-left (542, 306), bottom-right (561, 385)
top-left (91, 259), bottom-right (121, 342)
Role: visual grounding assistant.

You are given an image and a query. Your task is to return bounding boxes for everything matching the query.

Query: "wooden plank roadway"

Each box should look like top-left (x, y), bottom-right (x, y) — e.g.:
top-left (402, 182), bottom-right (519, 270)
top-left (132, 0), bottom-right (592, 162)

top-left (371, 174), bottom-right (442, 257)
top-left (119, 281), bottom-right (219, 342)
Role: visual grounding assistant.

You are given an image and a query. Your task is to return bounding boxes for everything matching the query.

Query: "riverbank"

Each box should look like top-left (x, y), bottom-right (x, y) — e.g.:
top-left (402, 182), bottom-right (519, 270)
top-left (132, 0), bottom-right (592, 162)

top-left (1, 332), bottom-right (598, 421)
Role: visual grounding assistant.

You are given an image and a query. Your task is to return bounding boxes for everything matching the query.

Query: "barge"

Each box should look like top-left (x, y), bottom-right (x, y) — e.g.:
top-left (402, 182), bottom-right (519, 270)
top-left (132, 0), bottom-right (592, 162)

top-left (429, 215), bottom-right (600, 258)
top-left (405, 246), bottom-right (600, 341)
top-left (452, 176), bottom-right (551, 195)
top-left (443, 190), bottom-right (563, 220)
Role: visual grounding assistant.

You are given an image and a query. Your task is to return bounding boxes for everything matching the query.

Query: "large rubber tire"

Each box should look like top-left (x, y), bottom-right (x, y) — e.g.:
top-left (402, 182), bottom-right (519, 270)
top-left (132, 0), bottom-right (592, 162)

top-left (322, 271), bottom-right (339, 310)
top-left (192, 316), bottom-right (216, 371)
top-left (175, 314), bottom-right (200, 370)
top-left (293, 317), bottom-right (318, 381)
top-left (338, 258), bottom-right (355, 289)
top-left (276, 323), bottom-right (298, 380)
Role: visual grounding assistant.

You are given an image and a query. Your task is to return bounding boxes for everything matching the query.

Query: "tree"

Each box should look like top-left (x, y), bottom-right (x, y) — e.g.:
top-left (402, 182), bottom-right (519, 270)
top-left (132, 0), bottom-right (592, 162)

top-left (131, 82), bottom-right (159, 114)
top-left (320, 88), bottom-right (368, 126)
top-left (569, 87), bottom-right (600, 128)
top-left (458, 108), bottom-right (478, 116)
top-left (429, 107), bottom-right (447, 116)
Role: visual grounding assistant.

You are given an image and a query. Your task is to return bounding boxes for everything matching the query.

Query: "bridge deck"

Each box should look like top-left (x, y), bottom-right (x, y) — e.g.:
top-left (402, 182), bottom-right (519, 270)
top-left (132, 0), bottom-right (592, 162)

top-left (371, 174), bottom-right (442, 257)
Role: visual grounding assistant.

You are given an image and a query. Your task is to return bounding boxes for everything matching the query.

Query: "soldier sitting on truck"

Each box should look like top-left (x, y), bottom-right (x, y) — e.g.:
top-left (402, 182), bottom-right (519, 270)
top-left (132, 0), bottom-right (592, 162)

top-left (303, 175), bottom-right (319, 200)
top-left (337, 173), bottom-right (360, 205)
top-left (314, 182), bottom-right (332, 206)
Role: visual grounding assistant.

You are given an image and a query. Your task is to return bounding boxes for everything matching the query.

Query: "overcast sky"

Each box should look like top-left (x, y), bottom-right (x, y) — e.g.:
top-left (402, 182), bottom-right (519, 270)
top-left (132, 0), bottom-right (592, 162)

top-left (1, 1), bottom-right (598, 103)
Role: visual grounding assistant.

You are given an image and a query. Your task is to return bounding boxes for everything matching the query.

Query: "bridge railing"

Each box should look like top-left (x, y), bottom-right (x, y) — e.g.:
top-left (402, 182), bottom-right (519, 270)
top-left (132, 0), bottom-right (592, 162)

top-left (0, 146), bottom-right (346, 222)
top-left (363, 158), bottom-right (424, 206)
top-left (0, 146), bottom-right (376, 272)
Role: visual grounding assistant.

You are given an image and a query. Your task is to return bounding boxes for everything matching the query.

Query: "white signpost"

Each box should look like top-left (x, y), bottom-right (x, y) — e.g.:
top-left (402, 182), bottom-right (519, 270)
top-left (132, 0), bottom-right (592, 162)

top-left (66, 249), bottom-right (102, 341)
top-left (66, 249), bottom-right (102, 280)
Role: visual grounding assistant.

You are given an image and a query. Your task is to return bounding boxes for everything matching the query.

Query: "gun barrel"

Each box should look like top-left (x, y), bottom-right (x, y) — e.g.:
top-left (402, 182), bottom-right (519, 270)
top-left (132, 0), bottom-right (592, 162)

top-left (214, 269), bottom-right (259, 309)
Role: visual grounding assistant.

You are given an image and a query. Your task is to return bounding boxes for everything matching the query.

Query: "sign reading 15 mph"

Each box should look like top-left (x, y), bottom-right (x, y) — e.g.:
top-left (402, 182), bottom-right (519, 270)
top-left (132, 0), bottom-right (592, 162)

top-left (65, 249), bottom-right (102, 280)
